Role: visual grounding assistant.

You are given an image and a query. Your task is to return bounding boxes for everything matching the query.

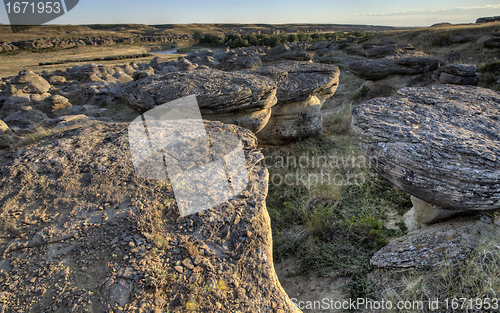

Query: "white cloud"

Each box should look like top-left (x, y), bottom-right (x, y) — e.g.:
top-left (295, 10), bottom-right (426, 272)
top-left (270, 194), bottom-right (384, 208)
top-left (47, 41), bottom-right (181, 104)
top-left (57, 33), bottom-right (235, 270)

top-left (356, 4), bottom-right (500, 17)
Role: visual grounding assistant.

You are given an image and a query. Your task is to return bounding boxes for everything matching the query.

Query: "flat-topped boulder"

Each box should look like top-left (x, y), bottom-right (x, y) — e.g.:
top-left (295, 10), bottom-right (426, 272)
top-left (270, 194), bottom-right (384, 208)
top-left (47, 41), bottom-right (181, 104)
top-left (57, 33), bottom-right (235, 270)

top-left (346, 41), bottom-right (415, 59)
top-left (352, 85), bottom-right (500, 212)
top-left (483, 32), bottom-right (500, 49)
top-left (349, 56), bottom-right (440, 81)
top-left (245, 62), bottom-right (340, 145)
top-left (120, 69), bottom-right (277, 133)
top-left (439, 64), bottom-right (479, 85)
top-left (0, 121), bottom-right (299, 312)
top-left (371, 215), bottom-right (500, 269)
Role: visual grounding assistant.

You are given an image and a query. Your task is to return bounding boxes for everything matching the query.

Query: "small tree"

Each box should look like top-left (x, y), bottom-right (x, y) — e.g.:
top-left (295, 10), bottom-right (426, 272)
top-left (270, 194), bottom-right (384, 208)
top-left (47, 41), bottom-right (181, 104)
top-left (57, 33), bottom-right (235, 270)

top-left (249, 35), bottom-right (258, 46)
top-left (288, 34), bottom-right (299, 43)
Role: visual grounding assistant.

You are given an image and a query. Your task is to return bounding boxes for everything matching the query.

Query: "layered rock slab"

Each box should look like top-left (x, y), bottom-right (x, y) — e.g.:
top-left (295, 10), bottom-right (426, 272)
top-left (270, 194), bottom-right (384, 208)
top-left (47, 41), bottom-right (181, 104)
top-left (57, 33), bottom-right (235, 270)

top-left (439, 64), bottom-right (479, 85)
top-left (352, 85), bottom-right (500, 211)
top-left (371, 215), bottom-right (500, 269)
top-left (119, 69), bottom-right (277, 133)
top-left (0, 122), bottom-right (299, 312)
top-left (349, 56), bottom-right (440, 81)
top-left (246, 62), bottom-right (340, 145)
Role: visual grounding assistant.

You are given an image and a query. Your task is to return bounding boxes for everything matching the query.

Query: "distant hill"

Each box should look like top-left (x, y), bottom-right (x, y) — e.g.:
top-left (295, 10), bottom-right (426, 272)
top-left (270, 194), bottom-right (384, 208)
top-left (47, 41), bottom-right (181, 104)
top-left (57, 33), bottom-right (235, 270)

top-left (0, 23), bottom-right (414, 42)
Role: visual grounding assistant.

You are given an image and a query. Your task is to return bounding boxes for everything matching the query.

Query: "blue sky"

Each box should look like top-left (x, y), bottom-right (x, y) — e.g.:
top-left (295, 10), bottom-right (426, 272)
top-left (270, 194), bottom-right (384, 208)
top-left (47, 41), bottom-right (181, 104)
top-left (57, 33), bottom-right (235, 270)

top-left (1, 0), bottom-right (500, 27)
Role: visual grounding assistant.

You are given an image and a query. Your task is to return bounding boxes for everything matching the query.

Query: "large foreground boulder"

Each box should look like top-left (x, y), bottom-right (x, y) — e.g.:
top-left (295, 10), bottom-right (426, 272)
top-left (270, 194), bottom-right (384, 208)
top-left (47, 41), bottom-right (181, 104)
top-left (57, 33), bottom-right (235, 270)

top-left (352, 85), bottom-right (500, 212)
top-left (0, 122), bottom-right (299, 312)
top-left (247, 62), bottom-right (340, 145)
top-left (119, 69), bottom-right (277, 133)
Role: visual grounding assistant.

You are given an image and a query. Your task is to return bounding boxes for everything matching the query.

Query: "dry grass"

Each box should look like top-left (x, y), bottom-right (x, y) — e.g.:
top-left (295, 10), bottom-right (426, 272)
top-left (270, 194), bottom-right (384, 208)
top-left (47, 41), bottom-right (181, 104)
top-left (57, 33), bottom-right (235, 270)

top-left (368, 237), bottom-right (500, 313)
top-left (17, 123), bottom-right (96, 146)
top-left (364, 22), bottom-right (500, 65)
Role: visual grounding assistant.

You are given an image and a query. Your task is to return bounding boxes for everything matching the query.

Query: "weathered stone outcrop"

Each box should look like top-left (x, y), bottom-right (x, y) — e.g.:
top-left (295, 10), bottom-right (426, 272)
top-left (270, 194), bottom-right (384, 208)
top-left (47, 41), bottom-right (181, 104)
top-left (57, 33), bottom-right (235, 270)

top-left (349, 56), bottom-right (440, 80)
top-left (246, 62), bottom-right (340, 145)
top-left (345, 41), bottom-right (415, 58)
top-left (10, 70), bottom-right (51, 94)
top-left (119, 69), bottom-right (278, 133)
top-left (0, 121), bottom-right (299, 312)
top-left (352, 85), bottom-right (500, 212)
top-left (439, 64), bottom-right (479, 85)
top-left (0, 34), bottom-right (189, 52)
top-left (66, 64), bottom-right (134, 84)
top-left (217, 50), bottom-right (263, 71)
top-left (0, 119), bottom-right (19, 149)
top-left (0, 70), bottom-right (73, 120)
top-left (371, 215), bottom-right (500, 269)
top-left (182, 48), bottom-right (263, 71)
top-left (476, 16), bottom-right (500, 23)
top-left (263, 43), bottom-right (316, 62)
top-left (3, 106), bottom-right (49, 130)
top-left (483, 32), bottom-right (500, 49)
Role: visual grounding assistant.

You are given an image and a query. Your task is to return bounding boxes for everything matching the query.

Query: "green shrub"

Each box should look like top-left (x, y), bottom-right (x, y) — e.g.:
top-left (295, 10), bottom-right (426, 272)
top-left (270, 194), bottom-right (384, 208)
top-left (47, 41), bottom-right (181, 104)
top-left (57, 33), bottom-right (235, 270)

top-left (431, 33), bottom-right (451, 46)
top-left (351, 85), bottom-right (370, 101)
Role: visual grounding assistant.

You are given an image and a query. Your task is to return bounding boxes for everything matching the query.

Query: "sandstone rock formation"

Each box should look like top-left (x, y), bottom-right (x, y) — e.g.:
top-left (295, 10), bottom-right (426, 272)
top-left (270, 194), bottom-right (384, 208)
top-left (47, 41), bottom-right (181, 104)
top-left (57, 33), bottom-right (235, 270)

top-left (0, 121), bottom-right (299, 312)
top-left (119, 69), bottom-right (278, 133)
top-left (483, 32), bottom-right (500, 49)
top-left (66, 63), bottom-right (134, 84)
top-left (438, 64), bottom-right (479, 85)
top-left (371, 215), bottom-right (500, 269)
top-left (0, 119), bottom-right (18, 149)
top-left (476, 16), bottom-right (500, 23)
top-left (10, 70), bottom-right (51, 94)
top-left (349, 56), bottom-right (440, 80)
top-left (263, 43), bottom-right (316, 62)
top-left (0, 34), bottom-right (187, 52)
top-left (352, 85), bottom-right (500, 213)
top-left (3, 106), bottom-right (49, 130)
top-left (217, 50), bottom-right (263, 71)
top-left (247, 62), bottom-right (340, 145)
top-left (345, 41), bottom-right (415, 59)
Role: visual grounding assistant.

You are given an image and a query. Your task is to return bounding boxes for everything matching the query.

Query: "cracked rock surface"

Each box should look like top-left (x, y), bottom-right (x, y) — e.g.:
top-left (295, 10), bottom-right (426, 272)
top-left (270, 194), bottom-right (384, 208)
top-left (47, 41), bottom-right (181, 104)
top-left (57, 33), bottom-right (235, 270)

top-left (0, 121), bottom-right (299, 313)
top-left (119, 69), bottom-right (278, 133)
top-left (352, 85), bottom-right (500, 211)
